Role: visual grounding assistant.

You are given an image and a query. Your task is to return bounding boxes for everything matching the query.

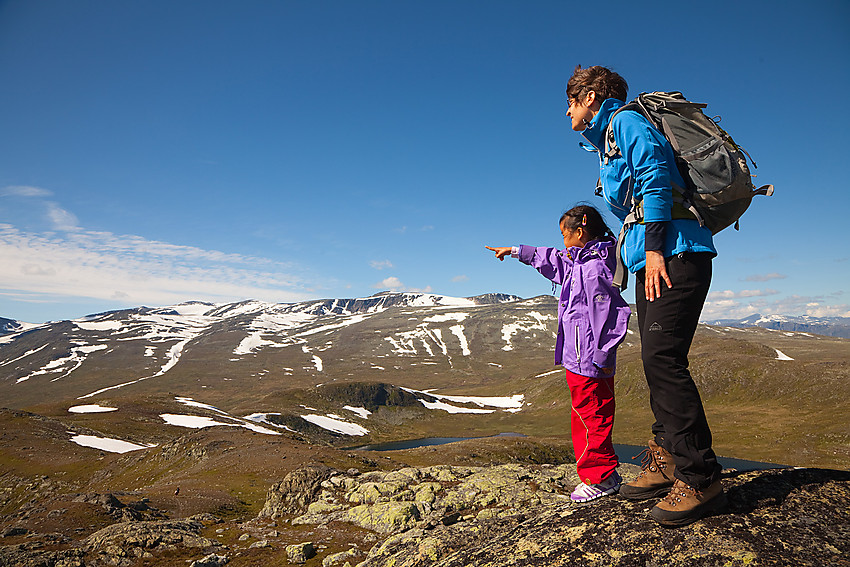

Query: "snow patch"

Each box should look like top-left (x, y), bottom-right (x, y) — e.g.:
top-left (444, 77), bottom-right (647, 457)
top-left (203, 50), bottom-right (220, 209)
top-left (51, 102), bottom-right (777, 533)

top-left (535, 369), bottom-right (563, 378)
top-left (501, 311), bottom-right (553, 351)
top-left (159, 413), bottom-right (281, 435)
top-left (75, 320), bottom-right (123, 331)
top-left (244, 413), bottom-right (296, 432)
top-left (419, 399), bottom-right (494, 414)
top-left (775, 349), bottom-right (794, 361)
top-left (301, 414), bottom-right (369, 436)
top-left (449, 325), bottom-right (471, 356)
top-left (68, 404), bottom-right (117, 413)
top-left (343, 406), bottom-right (372, 419)
top-left (234, 332), bottom-right (280, 355)
top-left (70, 434), bottom-right (153, 453)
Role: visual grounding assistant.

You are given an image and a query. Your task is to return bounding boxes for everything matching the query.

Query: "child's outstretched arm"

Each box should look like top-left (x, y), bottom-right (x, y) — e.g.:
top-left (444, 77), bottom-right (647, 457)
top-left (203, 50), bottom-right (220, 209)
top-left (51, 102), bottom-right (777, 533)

top-left (488, 245), bottom-right (570, 284)
top-left (485, 246), bottom-right (513, 261)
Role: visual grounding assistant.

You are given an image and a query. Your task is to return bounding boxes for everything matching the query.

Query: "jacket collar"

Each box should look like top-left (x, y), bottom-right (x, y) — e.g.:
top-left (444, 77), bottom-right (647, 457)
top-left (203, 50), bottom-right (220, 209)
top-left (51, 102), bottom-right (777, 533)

top-left (580, 98), bottom-right (625, 151)
top-left (567, 237), bottom-right (614, 261)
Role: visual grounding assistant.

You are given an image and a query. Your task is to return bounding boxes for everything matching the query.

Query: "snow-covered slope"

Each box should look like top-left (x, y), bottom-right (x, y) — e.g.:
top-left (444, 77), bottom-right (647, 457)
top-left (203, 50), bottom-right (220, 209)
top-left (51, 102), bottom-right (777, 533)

top-left (0, 292), bottom-right (535, 406)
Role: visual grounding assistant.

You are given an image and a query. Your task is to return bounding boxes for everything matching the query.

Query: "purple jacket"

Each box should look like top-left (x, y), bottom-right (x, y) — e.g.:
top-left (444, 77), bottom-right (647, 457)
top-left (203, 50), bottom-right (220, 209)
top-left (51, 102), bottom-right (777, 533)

top-left (518, 238), bottom-right (631, 378)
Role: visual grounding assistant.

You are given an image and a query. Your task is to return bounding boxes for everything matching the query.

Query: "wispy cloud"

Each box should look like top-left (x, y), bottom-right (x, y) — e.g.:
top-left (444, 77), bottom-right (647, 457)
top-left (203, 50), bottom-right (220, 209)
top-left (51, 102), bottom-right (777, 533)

top-left (707, 289), bottom-right (779, 300)
top-left (741, 273), bottom-right (786, 282)
top-left (1, 185), bottom-right (53, 198)
top-left (0, 224), bottom-right (317, 308)
top-left (369, 260), bottom-right (393, 270)
top-left (451, 275), bottom-right (469, 282)
top-left (46, 202), bottom-right (80, 231)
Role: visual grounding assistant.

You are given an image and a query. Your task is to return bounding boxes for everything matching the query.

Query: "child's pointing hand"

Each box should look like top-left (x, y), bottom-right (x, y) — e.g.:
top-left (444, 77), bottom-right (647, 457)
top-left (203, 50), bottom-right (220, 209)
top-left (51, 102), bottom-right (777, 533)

top-left (486, 246), bottom-right (512, 261)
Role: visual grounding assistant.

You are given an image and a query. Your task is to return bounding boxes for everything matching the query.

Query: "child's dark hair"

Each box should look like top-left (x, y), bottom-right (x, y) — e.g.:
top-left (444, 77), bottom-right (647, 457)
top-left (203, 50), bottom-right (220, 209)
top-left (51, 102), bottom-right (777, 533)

top-left (560, 204), bottom-right (614, 241)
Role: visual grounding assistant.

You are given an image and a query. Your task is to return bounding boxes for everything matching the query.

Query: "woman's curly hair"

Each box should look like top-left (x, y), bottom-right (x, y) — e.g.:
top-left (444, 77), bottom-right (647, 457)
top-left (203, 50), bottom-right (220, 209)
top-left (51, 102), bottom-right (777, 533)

top-left (566, 65), bottom-right (628, 104)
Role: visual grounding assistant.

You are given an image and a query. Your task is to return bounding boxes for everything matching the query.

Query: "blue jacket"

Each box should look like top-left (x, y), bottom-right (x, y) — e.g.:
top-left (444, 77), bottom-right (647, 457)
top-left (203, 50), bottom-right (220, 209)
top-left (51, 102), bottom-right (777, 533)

top-left (581, 98), bottom-right (716, 273)
top-left (518, 238), bottom-right (630, 377)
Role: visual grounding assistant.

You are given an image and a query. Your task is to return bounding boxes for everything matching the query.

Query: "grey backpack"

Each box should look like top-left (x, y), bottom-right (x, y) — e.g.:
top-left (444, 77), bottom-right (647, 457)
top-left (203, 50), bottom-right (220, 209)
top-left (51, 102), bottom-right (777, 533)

top-left (603, 91), bottom-right (774, 288)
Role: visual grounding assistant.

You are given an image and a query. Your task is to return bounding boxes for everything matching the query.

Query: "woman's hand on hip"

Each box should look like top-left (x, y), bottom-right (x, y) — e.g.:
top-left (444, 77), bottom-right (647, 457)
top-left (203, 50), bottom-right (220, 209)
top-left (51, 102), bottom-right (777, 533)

top-left (645, 250), bottom-right (672, 301)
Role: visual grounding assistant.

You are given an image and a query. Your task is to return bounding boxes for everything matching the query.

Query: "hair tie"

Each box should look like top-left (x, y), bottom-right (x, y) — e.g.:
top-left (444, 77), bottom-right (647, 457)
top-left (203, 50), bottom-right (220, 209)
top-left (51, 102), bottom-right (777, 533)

top-left (581, 214), bottom-right (587, 226)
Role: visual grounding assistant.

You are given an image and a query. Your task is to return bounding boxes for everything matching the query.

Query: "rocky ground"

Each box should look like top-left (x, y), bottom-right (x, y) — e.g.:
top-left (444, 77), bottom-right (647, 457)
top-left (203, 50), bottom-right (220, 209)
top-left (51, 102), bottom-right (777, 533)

top-left (2, 434), bottom-right (848, 566)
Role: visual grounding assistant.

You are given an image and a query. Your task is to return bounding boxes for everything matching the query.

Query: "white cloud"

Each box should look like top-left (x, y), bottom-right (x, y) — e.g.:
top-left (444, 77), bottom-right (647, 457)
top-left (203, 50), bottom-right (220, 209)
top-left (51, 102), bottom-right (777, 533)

top-left (0, 224), bottom-right (316, 308)
top-left (369, 260), bottom-right (393, 270)
top-left (371, 276), bottom-right (431, 293)
top-left (451, 275), bottom-right (469, 282)
top-left (804, 304), bottom-right (850, 317)
top-left (701, 291), bottom-right (850, 320)
top-left (374, 276), bottom-right (404, 290)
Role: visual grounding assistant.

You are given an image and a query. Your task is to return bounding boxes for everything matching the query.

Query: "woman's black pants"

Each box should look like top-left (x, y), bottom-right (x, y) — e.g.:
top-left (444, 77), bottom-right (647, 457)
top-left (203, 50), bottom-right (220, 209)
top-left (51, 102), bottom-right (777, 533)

top-left (635, 252), bottom-right (721, 489)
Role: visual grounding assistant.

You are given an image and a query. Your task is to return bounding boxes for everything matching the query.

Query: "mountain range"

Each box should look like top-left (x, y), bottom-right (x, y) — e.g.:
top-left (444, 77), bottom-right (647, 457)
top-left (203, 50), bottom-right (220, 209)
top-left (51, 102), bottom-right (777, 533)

top-left (1, 291), bottom-right (848, 469)
top-left (707, 313), bottom-right (850, 338)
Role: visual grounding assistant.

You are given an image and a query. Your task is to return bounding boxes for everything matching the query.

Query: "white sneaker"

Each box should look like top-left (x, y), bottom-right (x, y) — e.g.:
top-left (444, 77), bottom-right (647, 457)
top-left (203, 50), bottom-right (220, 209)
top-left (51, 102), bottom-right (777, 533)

top-left (570, 470), bottom-right (622, 503)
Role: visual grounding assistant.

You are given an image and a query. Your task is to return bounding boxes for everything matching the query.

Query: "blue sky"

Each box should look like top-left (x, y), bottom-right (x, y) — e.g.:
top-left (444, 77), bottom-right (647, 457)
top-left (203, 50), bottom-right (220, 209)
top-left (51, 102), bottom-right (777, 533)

top-left (1, 0), bottom-right (849, 324)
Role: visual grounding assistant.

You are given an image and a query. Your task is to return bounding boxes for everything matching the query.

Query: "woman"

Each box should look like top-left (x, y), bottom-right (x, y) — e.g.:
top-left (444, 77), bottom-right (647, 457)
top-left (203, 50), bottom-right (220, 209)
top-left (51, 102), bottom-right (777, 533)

top-left (565, 65), bottom-right (726, 527)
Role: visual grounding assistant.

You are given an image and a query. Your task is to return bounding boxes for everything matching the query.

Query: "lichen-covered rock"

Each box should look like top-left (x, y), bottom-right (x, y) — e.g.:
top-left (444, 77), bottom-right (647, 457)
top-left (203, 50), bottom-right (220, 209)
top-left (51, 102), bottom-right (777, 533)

top-left (354, 467), bottom-right (850, 567)
top-left (261, 462), bottom-right (588, 537)
top-left (286, 541), bottom-right (316, 563)
top-left (345, 501), bottom-right (421, 533)
top-left (323, 546), bottom-right (361, 566)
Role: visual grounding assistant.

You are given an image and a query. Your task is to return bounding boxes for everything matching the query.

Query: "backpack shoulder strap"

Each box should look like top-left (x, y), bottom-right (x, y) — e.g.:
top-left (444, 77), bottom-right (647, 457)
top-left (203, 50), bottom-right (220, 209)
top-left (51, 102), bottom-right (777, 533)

top-left (603, 101), bottom-right (643, 163)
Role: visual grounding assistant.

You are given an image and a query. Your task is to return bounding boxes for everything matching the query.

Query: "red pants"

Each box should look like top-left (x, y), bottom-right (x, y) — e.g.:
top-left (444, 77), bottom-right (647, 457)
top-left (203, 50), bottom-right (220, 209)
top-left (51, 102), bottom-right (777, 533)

top-left (565, 368), bottom-right (618, 484)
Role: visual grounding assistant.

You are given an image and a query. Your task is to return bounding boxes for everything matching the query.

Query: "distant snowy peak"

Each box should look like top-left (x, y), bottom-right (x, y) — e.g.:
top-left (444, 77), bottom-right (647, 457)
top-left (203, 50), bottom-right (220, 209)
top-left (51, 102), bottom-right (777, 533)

top-left (1, 317), bottom-right (22, 336)
top-left (708, 313), bottom-right (850, 338)
top-left (0, 317), bottom-right (40, 337)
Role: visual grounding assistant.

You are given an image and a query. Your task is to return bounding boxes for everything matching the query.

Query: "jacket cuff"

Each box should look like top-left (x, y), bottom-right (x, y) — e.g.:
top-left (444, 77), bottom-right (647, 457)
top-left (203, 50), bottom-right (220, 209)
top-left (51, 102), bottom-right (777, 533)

top-left (592, 349), bottom-right (616, 369)
top-left (645, 221), bottom-right (666, 252)
top-left (517, 245), bottom-right (534, 264)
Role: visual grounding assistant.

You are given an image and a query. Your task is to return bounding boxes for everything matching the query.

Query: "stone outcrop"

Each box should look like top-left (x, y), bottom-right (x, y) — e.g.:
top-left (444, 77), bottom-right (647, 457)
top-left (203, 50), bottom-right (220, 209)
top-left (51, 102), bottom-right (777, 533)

top-left (260, 464), bottom-right (850, 567)
top-left (72, 492), bottom-right (163, 523)
top-left (258, 465), bottom-right (337, 519)
top-left (0, 544), bottom-right (86, 567)
top-left (85, 518), bottom-right (224, 566)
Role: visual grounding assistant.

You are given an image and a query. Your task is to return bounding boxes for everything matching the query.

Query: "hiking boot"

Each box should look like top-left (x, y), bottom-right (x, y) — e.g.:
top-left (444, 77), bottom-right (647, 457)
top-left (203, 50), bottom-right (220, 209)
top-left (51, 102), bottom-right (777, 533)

top-left (650, 478), bottom-right (728, 527)
top-left (570, 470), bottom-right (622, 503)
top-left (619, 439), bottom-right (676, 501)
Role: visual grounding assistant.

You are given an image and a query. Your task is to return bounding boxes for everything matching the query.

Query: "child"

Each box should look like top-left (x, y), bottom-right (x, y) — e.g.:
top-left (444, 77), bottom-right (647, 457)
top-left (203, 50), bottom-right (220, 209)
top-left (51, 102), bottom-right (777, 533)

top-left (486, 204), bottom-right (631, 502)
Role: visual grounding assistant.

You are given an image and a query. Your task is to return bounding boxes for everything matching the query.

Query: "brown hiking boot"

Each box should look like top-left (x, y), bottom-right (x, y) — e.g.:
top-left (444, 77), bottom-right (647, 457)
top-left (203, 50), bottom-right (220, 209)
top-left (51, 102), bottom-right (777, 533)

top-left (650, 478), bottom-right (728, 527)
top-left (619, 439), bottom-right (676, 501)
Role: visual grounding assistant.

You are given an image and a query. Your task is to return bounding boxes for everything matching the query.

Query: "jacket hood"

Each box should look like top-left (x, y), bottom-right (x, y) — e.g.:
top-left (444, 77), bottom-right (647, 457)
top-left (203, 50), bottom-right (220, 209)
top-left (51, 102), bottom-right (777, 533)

top-left (581, 98), bottom-right (625, 151)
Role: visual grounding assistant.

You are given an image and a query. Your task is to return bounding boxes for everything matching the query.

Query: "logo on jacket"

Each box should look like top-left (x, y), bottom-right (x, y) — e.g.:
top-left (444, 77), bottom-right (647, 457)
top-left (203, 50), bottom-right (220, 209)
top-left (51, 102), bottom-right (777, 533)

top-left (648, 322), bottom-right (663, 332)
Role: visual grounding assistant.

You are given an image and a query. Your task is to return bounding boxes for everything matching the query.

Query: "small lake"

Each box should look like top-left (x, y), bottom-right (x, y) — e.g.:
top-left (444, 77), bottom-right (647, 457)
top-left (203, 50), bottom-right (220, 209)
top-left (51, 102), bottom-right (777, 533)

top-left (353, 434), bottom-right (786, 472)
